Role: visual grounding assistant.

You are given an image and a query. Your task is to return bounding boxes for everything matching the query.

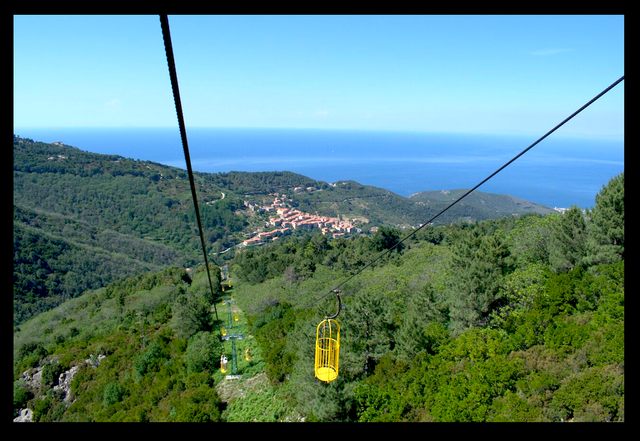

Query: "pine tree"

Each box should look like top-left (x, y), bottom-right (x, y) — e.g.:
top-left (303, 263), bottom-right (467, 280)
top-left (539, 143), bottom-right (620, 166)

top-left (445, 228), bottom-right (512, 335)
top-left (548, 206), bottom-right (587, 274)
top-left (342, 287), bottom-right (390, 377)
top-left (395, 285), bottom-right (448, 361)
top-left (584, 173), bottom-right (624, 267)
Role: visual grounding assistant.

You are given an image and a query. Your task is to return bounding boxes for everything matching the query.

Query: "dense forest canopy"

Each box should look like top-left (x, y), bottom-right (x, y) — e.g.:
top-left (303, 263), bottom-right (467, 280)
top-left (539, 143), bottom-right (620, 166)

top-left (13, 136), bottom-right (623, 422)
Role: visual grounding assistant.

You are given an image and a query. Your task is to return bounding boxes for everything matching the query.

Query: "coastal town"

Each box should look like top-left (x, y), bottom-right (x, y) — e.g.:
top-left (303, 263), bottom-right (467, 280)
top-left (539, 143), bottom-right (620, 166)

top-left (241, 191), bottom-right (358, 247)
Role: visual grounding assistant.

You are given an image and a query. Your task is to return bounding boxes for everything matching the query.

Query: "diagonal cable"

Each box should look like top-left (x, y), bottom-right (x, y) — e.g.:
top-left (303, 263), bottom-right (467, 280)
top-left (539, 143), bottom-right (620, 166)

top-left (160, 15), bottom-right (221, 325)
top-left (303, 74), bottom-right (624, 314)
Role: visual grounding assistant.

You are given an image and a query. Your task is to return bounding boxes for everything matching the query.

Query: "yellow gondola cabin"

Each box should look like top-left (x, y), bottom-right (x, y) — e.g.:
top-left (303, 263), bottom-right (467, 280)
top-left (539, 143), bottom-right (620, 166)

top-left (314, 291), bottom-right (342, 383)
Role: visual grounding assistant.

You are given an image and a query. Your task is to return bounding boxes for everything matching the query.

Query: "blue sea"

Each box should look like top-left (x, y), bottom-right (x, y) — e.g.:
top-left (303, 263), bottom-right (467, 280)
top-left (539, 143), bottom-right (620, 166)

top-left (14, 127), bottom-right (624, 210)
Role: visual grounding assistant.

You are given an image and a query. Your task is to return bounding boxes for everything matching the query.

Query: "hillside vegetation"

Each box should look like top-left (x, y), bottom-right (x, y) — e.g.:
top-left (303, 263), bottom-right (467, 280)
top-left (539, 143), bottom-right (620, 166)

top-left (12, 137), bottom-right (323, 325)
top-left (408, 188), bottom-right (554, 219)
top-left (13, 136), bottom-right (553, 326)
top-left (227, 173), bottom-right (623, 422)
top-left (13, 135), bottom-right (623, 422)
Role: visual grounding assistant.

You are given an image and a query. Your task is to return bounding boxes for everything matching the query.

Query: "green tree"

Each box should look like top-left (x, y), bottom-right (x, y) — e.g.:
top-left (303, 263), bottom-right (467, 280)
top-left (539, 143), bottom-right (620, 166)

top-left (170, 291), bottom-right (214, 339)
top-left (550, 366), bottom-right (624, 422)
top-left (584, 173), bottom-right (624, 267)
top-left (296, 239), bottom-right (319, 279)
top-left (426, 328), bottom-right (522, 422)
top-left (445, 228), bottom-right (512, 335)
top-left (395, 288), bottom-right (449, 361)
top-left (13, 381), bottom-right (33, 417)
top-left (168, 387), bottom-right (223, 422)
top-left (355, 355), bottom-right (411, 422)
top-left (342, 287), bottom-right (392, 377)
top-left (487, 390), bottom-right (546, 422)
top-left (133, 340), bottom-right (167, 379)
top-left (490, 263), bottom-right (551, 330)
top-left (506, 214), bottom-right (554, 266)
top-left (252, 303), bottom-right (298, 385)
top-left (103, 382), bottom-right (122, 408)
top-left (187, 265), bottom-right (221, 305)
top-left (548, 207), bottom-right (587, 274)
top-left (184, 331), bottom-right (221, 374)
top-left (371, 227), bottom-right (404, 253)
top-left (41, 359), bottom-right (64, 388)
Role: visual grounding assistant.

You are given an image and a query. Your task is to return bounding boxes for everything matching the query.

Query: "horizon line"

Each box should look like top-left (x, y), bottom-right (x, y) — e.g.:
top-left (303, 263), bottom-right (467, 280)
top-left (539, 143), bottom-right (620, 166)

top-left (14, 125), bottom-right (624, 143)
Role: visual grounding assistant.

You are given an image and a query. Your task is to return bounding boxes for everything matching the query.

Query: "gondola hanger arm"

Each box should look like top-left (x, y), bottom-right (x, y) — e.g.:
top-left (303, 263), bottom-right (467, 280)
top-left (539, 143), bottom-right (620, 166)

top-left (326, 290), bottom-right (342, 320)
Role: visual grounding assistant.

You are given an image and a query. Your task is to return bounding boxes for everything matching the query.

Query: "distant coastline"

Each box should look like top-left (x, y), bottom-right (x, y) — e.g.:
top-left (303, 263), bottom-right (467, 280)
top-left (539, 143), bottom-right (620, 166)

top-left (14, 127), bottom-right (624, 210)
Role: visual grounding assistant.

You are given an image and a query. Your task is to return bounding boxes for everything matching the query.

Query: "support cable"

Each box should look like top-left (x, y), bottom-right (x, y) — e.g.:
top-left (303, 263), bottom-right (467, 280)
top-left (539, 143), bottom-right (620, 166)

top-left (160, 15), bottom-right (221, 326)
top-left (303, 74), bottom-right (624, 313)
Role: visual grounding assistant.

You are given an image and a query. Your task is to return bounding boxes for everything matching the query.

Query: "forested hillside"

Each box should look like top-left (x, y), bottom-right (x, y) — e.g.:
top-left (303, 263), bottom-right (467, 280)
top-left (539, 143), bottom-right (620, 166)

top-left (13, 135), bottom-right (555, 326)
top-left (13, 136), bottom-right (246, 325)
top-left (226, 173), bottom-right (624, 422)
top-left (13, 168), bottom-right (623, 422)
top-left (408, 188), bottom-right (554, 219)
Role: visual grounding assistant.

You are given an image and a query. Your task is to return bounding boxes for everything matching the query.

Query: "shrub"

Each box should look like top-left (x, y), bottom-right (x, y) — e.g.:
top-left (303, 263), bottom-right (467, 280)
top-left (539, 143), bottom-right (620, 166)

top-left (133, 341), bottom-right (166, 379)
top-left (41, 360), bottom-right (64, 387)
top-left (183, 331), bottom-right (221, 375)
top-left (550, 366), bottom-right (624, 422)
top-left (103, 382), bottom-right (122, 408)
top-left (13, 381), bottom-right (33, 416)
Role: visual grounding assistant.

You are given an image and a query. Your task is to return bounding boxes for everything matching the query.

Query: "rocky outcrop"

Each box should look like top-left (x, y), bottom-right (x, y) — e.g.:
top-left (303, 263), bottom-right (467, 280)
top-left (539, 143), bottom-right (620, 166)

top-left (53, 354), bottom-right (106, 403)
top-left (14, 353), bottom-right (106, 422)
top-left (14, 408), bottom-right (33, 423)
top-left (19, 367), bottom-right (43, 391)
top-left (53, 365), bottom-right (81, 403)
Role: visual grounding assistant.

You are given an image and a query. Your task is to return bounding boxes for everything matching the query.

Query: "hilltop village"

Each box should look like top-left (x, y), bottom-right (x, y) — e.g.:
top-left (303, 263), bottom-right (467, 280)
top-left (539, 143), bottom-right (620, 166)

top-left (241, 191), bottom-right (358, 247)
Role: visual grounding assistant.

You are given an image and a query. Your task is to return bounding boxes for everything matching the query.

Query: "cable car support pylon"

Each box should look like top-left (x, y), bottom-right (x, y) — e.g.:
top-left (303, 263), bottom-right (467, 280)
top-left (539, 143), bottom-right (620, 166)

top-left (221, 280), bottom-right (243, 378)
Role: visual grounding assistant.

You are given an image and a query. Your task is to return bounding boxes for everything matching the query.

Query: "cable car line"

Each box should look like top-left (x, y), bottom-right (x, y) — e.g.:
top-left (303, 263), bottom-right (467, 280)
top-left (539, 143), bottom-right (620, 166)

top-left (297, 74), bottom-right (624, 314)
top-left (159, 15), bottom-right (221, 330)
top-left (307, 74), bottom-right (623, 382)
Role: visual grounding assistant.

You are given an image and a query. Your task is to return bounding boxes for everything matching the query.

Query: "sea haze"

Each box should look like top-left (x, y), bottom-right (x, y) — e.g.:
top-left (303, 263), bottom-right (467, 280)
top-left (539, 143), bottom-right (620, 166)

top-left (14, 127), bottom-right (624, 210)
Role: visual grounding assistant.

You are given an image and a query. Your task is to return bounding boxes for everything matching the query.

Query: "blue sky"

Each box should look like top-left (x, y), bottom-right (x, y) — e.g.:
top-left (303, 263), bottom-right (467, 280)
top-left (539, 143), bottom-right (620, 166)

top-left (14, 14), bottom-right (624, 139)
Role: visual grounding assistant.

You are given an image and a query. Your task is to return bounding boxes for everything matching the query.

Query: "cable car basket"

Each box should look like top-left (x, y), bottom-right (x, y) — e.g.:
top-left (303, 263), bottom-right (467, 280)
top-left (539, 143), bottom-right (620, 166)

top-left (314, 291), bottom-right (341, 383)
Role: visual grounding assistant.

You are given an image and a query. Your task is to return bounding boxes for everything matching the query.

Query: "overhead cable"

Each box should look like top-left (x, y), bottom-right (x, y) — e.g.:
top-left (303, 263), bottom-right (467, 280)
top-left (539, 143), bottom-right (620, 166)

top-left (160, 15), bottom-right (221, 325)
top-left (304, 75), bottom-right (624, 312)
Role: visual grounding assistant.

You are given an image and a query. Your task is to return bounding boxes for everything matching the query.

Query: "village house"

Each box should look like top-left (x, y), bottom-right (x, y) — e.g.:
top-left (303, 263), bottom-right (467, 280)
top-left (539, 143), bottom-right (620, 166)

top-left (242, 193), bottom-right (356, 247)
top-left (242, 237), bottom-right (263, 246)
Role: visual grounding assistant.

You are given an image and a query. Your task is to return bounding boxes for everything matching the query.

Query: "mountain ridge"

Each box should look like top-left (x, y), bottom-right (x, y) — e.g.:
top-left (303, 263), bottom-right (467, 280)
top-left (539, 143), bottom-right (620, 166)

top-left (14, 135), bottom-right (555, 229)
top-left (408, 188), bottom-right (554, 217)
